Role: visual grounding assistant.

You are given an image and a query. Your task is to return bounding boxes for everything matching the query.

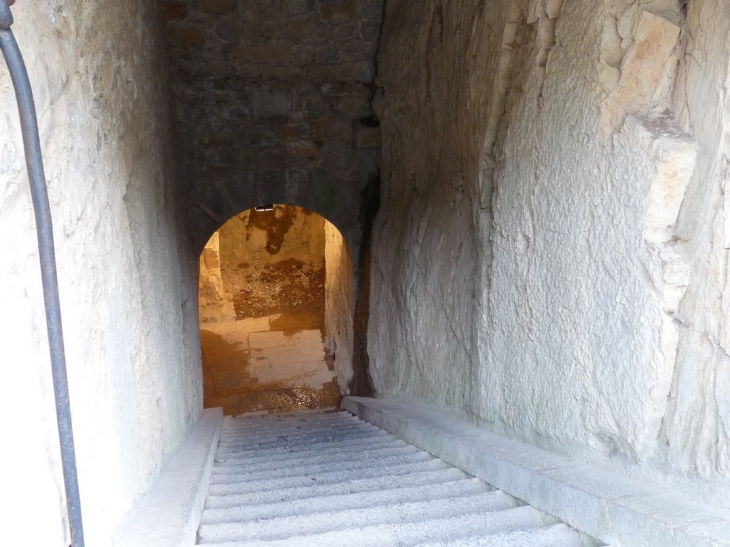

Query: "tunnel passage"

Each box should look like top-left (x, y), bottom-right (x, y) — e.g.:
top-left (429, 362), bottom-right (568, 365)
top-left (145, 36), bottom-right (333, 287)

top-left (162, 0), bottom-right (385, 403)
top-left (199, 204), bottom-right (355, 415)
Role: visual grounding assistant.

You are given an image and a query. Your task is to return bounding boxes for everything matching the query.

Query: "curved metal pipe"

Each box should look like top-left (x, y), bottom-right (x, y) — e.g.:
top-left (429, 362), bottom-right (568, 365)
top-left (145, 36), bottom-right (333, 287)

top-left (0, 2), bottom-right (85, 546)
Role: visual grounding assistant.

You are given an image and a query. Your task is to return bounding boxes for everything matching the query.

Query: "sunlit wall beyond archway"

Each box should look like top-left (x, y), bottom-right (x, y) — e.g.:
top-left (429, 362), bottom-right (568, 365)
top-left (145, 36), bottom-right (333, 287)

top-left (198, 205), bottom-right (355, 415)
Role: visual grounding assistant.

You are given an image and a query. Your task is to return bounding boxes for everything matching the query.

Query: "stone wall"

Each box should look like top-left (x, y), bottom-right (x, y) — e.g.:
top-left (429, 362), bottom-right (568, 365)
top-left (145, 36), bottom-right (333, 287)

top-left (370, 0), bottom-right (730, 508)
top-left (0, 2), bottom-right (201, 545)
top-left (219, 205), bottom-right (326, 271)
top-left (201, 205), bottom-right (327, 322)
top-left (199, 232), bottom-right (236, 323)
top-left (324, 219), bottom-right (355, 390)
top-left (161, 0), bottom-right (384, 257)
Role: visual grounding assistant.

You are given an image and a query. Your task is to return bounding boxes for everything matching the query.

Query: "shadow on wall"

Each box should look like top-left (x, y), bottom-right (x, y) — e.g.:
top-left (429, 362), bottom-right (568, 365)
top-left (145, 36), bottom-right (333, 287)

top-left (198, 204), bottom-right (355, 415)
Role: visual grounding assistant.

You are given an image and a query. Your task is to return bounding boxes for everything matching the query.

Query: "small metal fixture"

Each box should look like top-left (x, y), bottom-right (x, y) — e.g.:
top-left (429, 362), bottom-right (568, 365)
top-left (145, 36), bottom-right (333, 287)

top-left (255, 204), bottom-right (275, 212)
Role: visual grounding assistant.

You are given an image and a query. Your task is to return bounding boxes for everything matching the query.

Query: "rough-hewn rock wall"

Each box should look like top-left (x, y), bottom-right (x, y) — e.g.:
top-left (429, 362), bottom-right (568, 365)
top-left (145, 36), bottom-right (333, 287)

top-left (370, 0), bottom-right (730, 507)
top-left (370, 0), bottom-right (516, 410)
top-left (161, 0), bottom-right (384, 256)
top-left (0, 2), bottom-right (201, 545)
top-left (199, 232), bottom-right (236, 323)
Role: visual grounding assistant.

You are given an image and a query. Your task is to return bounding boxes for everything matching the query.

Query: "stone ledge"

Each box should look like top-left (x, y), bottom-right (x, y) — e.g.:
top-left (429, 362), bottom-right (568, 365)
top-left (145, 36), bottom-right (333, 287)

top-left (342, 396), bottom-right (730, 547)
top-left (112, 408), bottom-right (223, 547)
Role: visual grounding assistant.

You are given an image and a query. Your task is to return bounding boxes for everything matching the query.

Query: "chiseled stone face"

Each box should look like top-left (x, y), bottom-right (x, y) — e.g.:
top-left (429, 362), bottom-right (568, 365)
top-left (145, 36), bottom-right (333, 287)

top-left (0, 1), bottom-right (202, 545)
top-left (161, 0), bottom-right (385, 257)
top-left (370, 0), bottom-right (730, 510)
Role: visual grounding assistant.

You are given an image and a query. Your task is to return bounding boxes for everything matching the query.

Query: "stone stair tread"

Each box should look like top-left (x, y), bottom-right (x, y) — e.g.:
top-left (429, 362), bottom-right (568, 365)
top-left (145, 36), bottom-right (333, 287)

top-left (197, 506), bottom-right (550, 546)
top-left (211, 442), bottom-right (418, 472)
top-left (209, 457), bottom-right (450, 490)
top-left (215, 432), bottom-right (399, 458)
top-left (210, 450), bottom-right (434, 482)
top-left (208, 463), bottom-right (463, 496)
top-left (198, 491), bottom-right (513, 542)
top-left (412, 523), bottom-right (585, 547)
top-left (215, 429), bottom-right (390, 453)
top-left (201, 478), bottom-right (489, 522)
top-left (197, 411), bottom-right (581, 547)
top-left (204, 467), bottom-right (471, 507)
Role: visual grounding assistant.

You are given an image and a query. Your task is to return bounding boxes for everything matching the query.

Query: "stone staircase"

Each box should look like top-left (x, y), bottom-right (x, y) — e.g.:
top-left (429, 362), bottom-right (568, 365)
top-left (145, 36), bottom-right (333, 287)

top-left (195, 410), bottom-right (588, 547)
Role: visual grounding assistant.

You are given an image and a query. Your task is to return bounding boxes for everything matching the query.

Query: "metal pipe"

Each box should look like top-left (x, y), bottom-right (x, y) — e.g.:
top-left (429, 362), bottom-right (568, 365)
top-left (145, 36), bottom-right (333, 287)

top-left (0, 2), bottom-right (85, 546)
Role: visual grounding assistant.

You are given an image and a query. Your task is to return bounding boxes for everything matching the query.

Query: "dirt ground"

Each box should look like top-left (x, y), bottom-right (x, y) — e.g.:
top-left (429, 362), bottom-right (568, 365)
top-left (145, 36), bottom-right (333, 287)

top-left (201, 206), bottom-right (338, 415)
top-left (223, 257), bottom-right (326, 321)
top-left (204, 256), bottom-right (336, 415)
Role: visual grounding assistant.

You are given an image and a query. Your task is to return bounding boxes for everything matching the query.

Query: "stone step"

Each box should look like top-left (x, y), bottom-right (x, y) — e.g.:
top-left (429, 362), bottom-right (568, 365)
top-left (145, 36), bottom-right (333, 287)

top-left (197, 411), bottom-right (585, 547)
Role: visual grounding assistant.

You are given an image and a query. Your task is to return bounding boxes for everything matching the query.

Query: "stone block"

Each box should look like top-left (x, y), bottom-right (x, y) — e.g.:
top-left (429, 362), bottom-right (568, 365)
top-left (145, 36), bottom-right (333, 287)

top-left (316, 44), bottom-right (341, 64)
top-left (293, 46), bottom-right (315, 66)
top-left (332, 24), bottom-right (357, 42)
top-left (252, 88), bottom-right (291, 120)
top-left (358, 0), bottom-right (383, 21)
top-left (308, 61), bottom-right (374, 84)
top-left (352, 120), bottom-right (380, 148)
top-left (282, 124), bottom-right (303, 140)
top-left (359, 21), bottom-right (381, 41)
top-left (319, 0), bottom-right (358, 21)
top-left (340, 40), bottom-right (376, 62)
top-left (233, 63), bottom-right (305, 80)
top-left (195, 0), bottom-right (237, 16)
top-left (162, 1), bottom-right (188, 20)
top-left (215, 22), bottom-right (242, 43)
top-left (284, 0), bottom-right (315, 16)
top-left (302, 23), bottom-right (332, 44)
top-left (334, 94), bottom-right (372, 118)
top-left (166, 26), bottom-right (206, 48)
top-left (240, 45), bottom-right (284, 65)
top-left (256, 0), bottom-right (275, 14)
top-left (283, 21), bottom-right (306, 43)
top-left (287, 140), bottom-right (320, 158)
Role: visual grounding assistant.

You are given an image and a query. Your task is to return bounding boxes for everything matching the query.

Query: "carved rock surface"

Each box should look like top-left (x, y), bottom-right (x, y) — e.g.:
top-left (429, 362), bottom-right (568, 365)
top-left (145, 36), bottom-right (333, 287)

top-left (0, 2), bottom-right (202, 546)
top-left (370, 0), bottom-right (730, 508)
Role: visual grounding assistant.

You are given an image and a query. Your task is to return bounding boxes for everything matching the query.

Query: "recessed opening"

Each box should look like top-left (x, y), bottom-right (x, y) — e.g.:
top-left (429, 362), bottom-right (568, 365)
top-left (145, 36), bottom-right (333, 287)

top-left (198, 204), bottom-right (354, 416)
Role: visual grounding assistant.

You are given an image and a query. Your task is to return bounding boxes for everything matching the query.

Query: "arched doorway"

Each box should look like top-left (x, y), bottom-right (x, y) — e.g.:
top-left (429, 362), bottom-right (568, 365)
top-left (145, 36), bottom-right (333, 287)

top-left (198, 204), bottom-right (354, 415)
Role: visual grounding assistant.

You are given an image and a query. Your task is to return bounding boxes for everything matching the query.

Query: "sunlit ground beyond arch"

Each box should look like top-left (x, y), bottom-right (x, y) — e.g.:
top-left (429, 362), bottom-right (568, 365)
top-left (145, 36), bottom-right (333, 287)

top-left (198, 204), bottom-right (354, 415)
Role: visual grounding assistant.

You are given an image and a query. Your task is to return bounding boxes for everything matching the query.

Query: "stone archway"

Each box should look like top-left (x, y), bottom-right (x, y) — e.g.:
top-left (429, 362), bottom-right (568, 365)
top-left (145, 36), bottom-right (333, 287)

top-left (198, 204), bottom-right (356, 415)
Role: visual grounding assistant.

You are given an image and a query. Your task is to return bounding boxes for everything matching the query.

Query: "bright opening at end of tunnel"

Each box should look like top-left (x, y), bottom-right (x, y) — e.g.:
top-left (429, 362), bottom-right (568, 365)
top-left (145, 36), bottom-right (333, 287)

top-left (198, 204), bottom-right (354, 416)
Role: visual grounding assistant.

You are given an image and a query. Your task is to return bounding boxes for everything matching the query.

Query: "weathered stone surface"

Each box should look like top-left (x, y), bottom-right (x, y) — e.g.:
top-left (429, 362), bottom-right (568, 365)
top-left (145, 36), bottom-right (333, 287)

top-left (199, 232), bottom-right (236, 323)
top-left (285, 0), bottom-right (316, 17)
top-left (162, 0), bottom-right (385, 262)
top-left (370, 0), bottom-right (730, 510)
top-left (353, 121), bottom-right (381, 148)
top-left (166, 25), bottom-right (206, 48)
top-left (195, 0), bottom-right (236, 16)
top-left (325, 220), bottom-right (356, 390)
top-left (320, 0), bottom-right (358, 21)
top-left (0, 2), bottom-right (201, 545)
top-left (163, 1), bottom-right (189, 20)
